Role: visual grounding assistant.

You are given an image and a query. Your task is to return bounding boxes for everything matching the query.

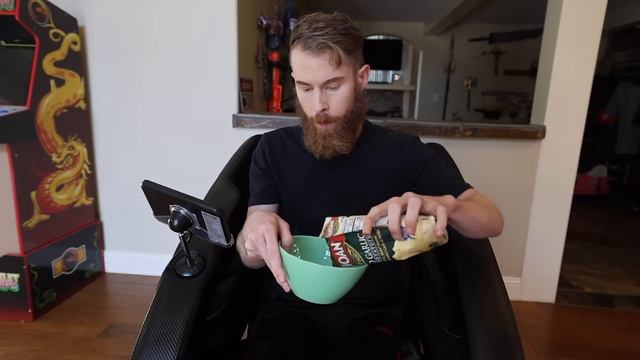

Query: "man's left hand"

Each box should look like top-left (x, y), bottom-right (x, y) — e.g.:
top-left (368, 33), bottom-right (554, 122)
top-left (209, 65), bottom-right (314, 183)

top-left (361, 192), bottom-right (456, 241)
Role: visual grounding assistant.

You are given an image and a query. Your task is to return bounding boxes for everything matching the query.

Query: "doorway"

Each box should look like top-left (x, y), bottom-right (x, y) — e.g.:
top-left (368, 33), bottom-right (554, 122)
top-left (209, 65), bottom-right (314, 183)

top-left (557, 2), bottom-right (640, 310)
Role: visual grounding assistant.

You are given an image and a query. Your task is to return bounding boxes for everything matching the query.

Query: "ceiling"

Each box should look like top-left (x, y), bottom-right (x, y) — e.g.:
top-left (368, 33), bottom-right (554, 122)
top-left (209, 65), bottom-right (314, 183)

top-left (298, 0), bottom-right (637, 26)
top-left (298, 0), bottom-right (549, 24)
top-left (297, 0), bottom-right (454, 23)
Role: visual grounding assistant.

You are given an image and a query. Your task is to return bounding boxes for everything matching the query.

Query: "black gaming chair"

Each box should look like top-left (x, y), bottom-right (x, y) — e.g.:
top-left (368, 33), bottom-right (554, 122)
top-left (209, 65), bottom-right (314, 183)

top-left (131, 134), bottom-right (524, 360)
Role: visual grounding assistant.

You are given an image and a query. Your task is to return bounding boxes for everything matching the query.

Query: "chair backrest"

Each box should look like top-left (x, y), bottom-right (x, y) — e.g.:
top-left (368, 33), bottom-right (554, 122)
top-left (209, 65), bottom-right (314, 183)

top-left (204, 134), bottom-right (262, 239)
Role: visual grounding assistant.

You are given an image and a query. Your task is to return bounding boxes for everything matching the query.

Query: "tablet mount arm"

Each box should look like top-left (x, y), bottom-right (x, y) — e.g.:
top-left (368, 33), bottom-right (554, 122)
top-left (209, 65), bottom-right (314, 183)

top-left (168, 205), bottom-right (206, 277)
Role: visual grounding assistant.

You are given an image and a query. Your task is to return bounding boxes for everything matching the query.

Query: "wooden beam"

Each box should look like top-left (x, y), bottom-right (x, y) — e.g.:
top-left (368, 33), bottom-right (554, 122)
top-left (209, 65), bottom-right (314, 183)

top-left (424, 0), bottom-right (486, 35)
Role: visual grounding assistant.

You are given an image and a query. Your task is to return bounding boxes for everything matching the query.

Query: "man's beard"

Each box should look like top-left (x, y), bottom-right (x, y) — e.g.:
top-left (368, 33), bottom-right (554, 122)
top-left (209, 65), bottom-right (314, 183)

top-left (298, 90), bottom-right (368, 160)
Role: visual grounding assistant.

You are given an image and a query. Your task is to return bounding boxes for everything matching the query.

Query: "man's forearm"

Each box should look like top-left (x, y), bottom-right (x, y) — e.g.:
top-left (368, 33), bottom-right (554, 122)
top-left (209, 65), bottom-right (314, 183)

top-left (443, 189), bottom-right (504, 239)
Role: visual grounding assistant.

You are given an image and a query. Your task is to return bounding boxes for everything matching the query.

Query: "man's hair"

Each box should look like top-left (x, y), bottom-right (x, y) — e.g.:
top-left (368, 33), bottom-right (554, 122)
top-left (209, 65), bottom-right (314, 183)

top-left (290, 12), bottom-right (364, 69)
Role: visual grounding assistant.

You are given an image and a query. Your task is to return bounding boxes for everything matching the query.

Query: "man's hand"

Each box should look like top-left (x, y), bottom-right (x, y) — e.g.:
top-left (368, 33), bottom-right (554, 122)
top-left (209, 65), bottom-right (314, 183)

top-left (362, 192), bottom-right (455, 241)
top-left (362, 189), bottom-right (504, 240)
top-left (236, 205), bottom-right (293, 292)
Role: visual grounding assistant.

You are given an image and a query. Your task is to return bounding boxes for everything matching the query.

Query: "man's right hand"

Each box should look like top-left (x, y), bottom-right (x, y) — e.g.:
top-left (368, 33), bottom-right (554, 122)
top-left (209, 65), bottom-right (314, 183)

top-left (236, 205), bottom-right (293, 292)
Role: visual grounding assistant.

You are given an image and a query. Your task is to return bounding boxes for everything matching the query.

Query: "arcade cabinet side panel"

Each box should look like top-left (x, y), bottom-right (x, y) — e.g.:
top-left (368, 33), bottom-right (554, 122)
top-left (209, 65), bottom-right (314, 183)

top-left (0, 255), bottom-right (32, 321)
top-left (11, 0), bottom-right (99, 253)
top-left (25, 220), bottom-right (104, 319)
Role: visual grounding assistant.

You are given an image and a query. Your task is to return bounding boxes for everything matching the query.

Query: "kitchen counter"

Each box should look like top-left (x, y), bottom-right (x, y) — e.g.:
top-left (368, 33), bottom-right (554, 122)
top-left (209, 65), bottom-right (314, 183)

top-left (233, 113), bottom-right (545, 140)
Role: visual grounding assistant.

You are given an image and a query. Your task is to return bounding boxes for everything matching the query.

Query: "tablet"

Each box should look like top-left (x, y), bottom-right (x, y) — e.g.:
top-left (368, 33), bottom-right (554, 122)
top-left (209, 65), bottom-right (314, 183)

top-left (141, 180), bottom-right (234, 247)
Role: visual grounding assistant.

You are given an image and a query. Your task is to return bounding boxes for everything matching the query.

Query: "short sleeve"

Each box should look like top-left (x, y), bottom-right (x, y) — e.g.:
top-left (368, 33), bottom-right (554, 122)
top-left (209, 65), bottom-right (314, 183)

top-left (412, 141), bottom-right (472, 197)
top-left (248, 135), bottom-right (281, 206)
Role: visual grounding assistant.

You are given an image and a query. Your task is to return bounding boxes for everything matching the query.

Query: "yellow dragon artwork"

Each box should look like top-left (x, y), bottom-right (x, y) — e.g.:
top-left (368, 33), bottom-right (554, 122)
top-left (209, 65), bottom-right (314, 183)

top-left (23, 0), bottom-right (94, 230)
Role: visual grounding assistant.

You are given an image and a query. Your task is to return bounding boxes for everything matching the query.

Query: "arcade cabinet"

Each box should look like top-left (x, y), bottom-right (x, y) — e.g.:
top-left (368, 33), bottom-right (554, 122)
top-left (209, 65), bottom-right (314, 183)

top-left (0, 0), bottom-right (103, 321)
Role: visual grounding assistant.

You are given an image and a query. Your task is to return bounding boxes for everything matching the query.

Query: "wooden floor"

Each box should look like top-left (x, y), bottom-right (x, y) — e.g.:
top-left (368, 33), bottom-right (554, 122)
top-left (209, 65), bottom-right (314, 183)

top-left (559, 195), bottom-right (640, 309)
top-left (0, 273), bottom-right (157, 360)
top-left (0, 274), bottom-right (639, 359)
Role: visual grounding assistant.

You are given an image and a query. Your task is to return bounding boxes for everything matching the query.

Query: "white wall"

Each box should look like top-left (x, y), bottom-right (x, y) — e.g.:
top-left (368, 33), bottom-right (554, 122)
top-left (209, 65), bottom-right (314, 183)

top-left (356, 21), bottom-right (542, 122)
top-left (0, 145), bottom-right (20, 256)
top-left (50, 0), bottom-right (260, 274)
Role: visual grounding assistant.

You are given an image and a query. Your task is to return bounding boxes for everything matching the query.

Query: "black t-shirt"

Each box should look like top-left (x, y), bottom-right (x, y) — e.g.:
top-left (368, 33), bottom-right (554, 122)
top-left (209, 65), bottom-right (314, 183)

top-left (248, 121), bottom-right (471, 329)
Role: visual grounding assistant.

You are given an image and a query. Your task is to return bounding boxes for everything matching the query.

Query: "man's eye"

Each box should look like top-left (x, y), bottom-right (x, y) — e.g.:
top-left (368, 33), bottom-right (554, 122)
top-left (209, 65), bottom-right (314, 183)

top-left (326, 85), bottom-right (340, 91)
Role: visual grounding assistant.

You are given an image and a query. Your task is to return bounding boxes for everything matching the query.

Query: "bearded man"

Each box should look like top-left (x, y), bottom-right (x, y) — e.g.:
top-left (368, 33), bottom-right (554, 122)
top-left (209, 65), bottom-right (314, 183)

top-left (236, 12), bottom-right (503, 360)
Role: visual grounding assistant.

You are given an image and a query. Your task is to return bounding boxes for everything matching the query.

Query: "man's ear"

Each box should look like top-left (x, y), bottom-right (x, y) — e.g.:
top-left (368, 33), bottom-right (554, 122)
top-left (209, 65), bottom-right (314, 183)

top-left (356, 64), bottom-right (370, 89)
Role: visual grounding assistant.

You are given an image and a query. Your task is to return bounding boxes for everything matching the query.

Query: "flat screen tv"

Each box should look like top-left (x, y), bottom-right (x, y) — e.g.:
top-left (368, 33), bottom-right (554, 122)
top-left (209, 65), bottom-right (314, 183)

top-left (363, 39), bottom-right (403, 71)
top-left (0, 17), bottom-right (35, 106)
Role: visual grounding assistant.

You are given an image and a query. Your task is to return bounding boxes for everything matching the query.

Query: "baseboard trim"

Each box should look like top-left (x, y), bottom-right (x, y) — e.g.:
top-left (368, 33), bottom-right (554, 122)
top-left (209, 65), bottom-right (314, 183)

top-left (503, 276), bottom-right (522, 301)
top-left (104, 250), bottom-right (172, 276)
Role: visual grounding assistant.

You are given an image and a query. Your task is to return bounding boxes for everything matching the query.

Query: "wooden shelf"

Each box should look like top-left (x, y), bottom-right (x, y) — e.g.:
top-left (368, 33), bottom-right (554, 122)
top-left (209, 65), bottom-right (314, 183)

top-left (232, 113), bottom-right (546, 140)
top-left (366, 83), bottom-right (416, 91)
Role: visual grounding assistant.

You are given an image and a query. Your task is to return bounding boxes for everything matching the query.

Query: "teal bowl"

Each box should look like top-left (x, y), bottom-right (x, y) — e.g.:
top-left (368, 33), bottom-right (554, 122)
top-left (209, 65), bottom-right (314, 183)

top-left (280, 235), bottom-right (368, 304)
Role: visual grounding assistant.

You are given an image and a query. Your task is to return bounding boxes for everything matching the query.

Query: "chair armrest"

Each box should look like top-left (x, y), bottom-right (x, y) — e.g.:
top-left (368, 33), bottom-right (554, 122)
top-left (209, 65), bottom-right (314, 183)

top-left (131, 237), bottom-right (239, 360)
top-left (450, 234), bottom-right (524, 360)
top-left (424, 141), bottom-right (524, 359)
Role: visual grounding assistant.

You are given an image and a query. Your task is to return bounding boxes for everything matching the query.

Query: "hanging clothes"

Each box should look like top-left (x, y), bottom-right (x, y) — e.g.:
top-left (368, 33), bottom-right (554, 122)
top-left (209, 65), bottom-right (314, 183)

top-left (606, 81), bottom-right (640, 155)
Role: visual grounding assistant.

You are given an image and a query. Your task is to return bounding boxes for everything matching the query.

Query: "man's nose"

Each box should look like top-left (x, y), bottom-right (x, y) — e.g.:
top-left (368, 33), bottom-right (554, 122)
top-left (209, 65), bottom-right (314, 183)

top-left (312, 91), bottom-right (328, 115)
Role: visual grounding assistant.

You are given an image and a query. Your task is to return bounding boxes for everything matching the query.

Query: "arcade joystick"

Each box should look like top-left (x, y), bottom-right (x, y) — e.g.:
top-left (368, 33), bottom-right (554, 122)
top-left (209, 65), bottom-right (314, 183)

top-left (168, 205), bottom-right (206, 278)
